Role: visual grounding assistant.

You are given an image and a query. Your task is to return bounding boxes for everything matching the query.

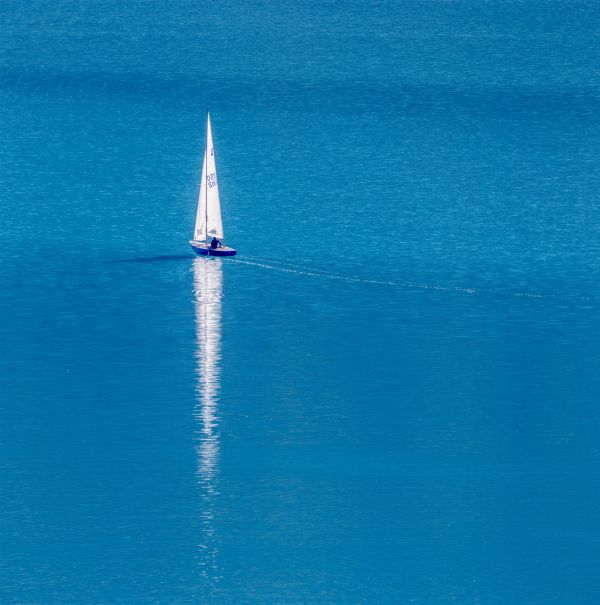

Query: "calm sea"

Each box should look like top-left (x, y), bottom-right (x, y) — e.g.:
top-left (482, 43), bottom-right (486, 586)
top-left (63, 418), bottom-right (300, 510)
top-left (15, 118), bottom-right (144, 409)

top-left (2, 1), bottom-right (600, 603)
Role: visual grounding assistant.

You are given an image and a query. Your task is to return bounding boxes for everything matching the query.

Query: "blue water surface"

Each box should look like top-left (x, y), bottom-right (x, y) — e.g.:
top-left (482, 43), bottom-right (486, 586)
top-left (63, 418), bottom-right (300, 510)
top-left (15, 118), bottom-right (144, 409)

top-left (1, 1), bottom-right (600, 603)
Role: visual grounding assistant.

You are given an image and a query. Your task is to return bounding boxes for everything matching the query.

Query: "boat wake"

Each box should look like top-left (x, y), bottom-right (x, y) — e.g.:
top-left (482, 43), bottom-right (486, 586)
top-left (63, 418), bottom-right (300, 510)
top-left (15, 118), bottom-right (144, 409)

top-left (232, 255), bottom-right (592, 303)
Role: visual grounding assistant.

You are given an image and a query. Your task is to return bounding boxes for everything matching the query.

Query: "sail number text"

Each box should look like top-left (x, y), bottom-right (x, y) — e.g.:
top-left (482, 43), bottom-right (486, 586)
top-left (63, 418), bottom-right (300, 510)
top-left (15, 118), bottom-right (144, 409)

top-left (207, 173), bottom-right (217, 188)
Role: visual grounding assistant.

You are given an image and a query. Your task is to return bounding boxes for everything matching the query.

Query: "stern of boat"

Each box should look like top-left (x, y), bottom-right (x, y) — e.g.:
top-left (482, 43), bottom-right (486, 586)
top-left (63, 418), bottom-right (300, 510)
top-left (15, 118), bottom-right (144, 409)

top-left (190, 241), bottom-right (237, 256)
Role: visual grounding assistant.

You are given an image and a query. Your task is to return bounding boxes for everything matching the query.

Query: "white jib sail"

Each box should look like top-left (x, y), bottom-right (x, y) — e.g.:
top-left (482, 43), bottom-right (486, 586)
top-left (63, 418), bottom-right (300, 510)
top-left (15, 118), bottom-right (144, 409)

top-left (193, 113), bottom-right (224, 242)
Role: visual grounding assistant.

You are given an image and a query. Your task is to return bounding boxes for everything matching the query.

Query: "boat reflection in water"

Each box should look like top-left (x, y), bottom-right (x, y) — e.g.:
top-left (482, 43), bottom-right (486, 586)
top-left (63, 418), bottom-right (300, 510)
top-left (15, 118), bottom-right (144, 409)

top-left (193, 257), bottom-right (223, 590)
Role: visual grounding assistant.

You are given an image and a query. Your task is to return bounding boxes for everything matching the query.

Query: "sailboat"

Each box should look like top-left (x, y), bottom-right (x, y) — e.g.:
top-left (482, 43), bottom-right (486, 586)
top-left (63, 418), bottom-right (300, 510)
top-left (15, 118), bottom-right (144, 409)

top-left (190, 112), bottom-right (237, 256)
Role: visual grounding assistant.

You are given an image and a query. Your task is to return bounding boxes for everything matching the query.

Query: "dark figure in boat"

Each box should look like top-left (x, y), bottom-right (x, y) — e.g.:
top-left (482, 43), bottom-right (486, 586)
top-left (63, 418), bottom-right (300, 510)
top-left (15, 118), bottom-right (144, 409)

top-left (210, 237), bottom-right (222, 249)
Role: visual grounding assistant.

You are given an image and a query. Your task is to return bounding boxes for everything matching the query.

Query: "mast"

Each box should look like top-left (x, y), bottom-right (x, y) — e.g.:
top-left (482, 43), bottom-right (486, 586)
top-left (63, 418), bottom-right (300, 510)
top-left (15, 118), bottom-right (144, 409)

top-left (205, 111), bottom-right (209, 244)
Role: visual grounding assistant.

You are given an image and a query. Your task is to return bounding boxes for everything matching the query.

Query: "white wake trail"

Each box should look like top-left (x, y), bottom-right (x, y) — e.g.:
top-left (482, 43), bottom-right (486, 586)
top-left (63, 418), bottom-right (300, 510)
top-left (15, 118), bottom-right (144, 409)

top-left (230, 256), bottom-right (592, 303)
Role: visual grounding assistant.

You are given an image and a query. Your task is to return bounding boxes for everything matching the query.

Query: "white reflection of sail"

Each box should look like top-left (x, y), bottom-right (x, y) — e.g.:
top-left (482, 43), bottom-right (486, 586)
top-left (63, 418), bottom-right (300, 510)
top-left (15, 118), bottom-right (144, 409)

top-left (193, 257), bottom-right (223, 587)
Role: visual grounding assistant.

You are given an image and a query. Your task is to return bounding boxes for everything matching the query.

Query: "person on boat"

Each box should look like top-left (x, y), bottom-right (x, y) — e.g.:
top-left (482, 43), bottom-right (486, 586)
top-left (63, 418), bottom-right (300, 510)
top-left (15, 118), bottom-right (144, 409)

top-left (210, 237), bottom-right (222, 249)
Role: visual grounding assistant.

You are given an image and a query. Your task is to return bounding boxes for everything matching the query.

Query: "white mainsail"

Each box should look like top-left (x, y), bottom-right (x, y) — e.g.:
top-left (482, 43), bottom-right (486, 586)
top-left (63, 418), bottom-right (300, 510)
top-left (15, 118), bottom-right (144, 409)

top-left (193, 113), bottom-right (224, 242)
